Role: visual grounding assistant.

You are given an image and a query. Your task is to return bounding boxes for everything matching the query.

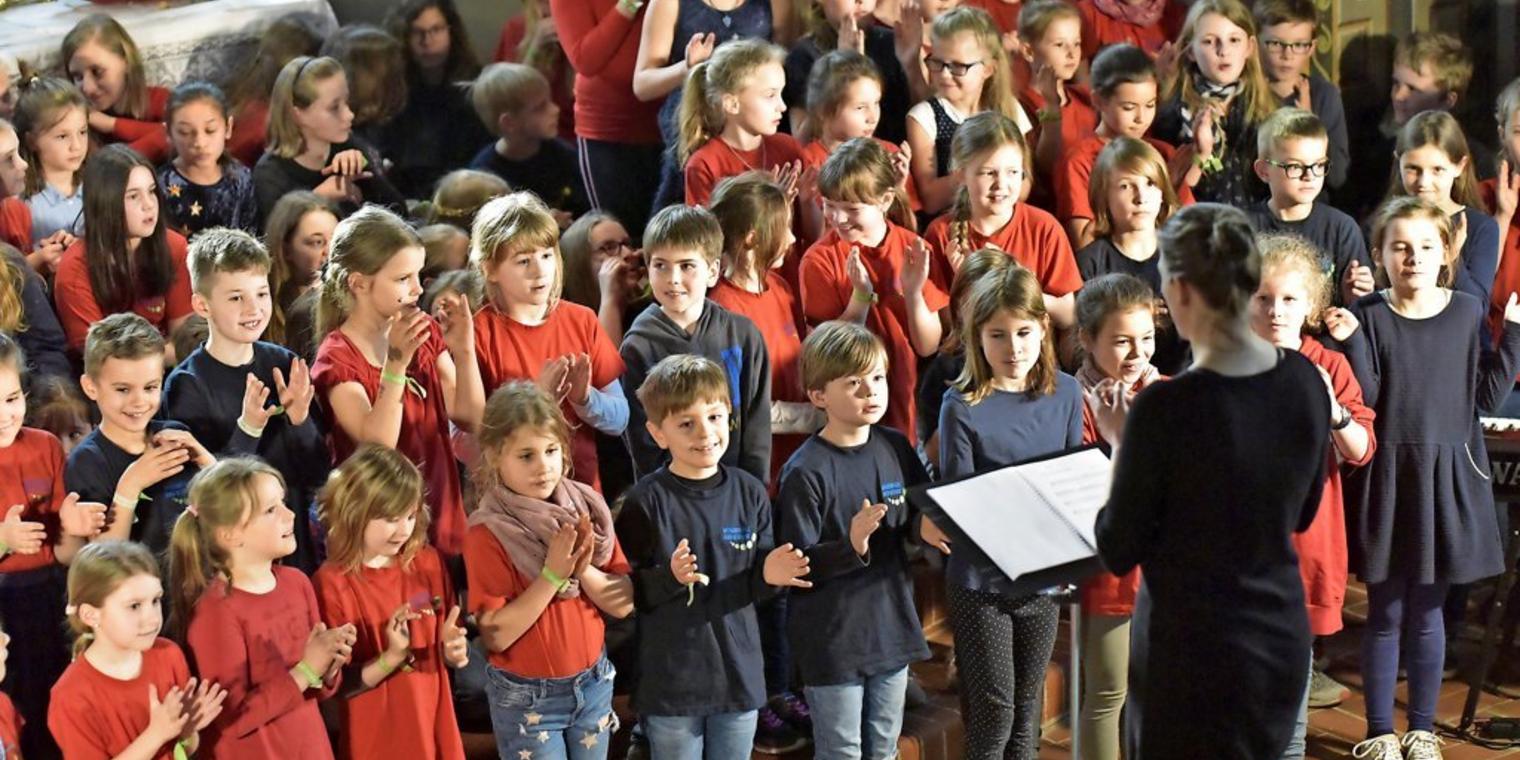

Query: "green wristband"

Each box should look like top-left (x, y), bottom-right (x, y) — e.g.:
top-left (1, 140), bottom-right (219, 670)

top-left (541, 566), bottom-right (569, 592)
top-left (375, 652), bottom-right (398, 676)
top-left (380, 370), bottom-right (407, 387)
top-left (294, 660), bottom-right (323, 689)
top-left (173, 741), bottom-right (189, 760)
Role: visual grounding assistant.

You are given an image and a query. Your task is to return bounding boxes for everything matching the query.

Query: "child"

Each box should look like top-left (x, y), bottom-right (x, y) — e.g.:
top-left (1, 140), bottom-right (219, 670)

top-left (490, 0), bottom-right (572, 140)
top-left (67, 314), bottom-right (213, 554)
top-left (466, 382), bottom-right (634, 760)
top-left (778, 321), bottom-right (931, 758)
top-left (1331, 197), bottom-right (1520, 760)
top-left (1016, 0), bottom-right (1099, 178)
top-left (225, 12), bottom-right (326, 167)
top-left (1246, 108), bottom-right (1371, 306)
top-left (264, 190), bottom-right (338, 345)
top-left (62, 15), bottom-right (170, 164)
top-left (53, 144), bottom-right (195, 355)
top-left (783, 0), bottom-right (917, 145)
top-left (12, 76), bottom-right (88, 257)
top-left (1, 239), bottom-right (70, 381)
top-left (26, 374), bottom-right (93, 456)
top-left (930, 263), bottom-right (1083, 758)
top-left (419, 223), bottom-right (471, 284)
top-left (172, 457), bottom-right (358, 759)
top-left (50, 540), bottom-right (227, 760)
top-left (157, 82), bottom-right (259, 237)
top-left (1151, 0), bottom-right (1277, 208)
top-left (1252, 0), bottom-right (1349, 194)
top-left (253, 56), bottom-right (405, 222)
top-left (468, 62), bottom-right (589, 221)
top-left (0, 117), bottom-right (50, 275)
top-left (470, 192), bottom-right (627, 492)
top-left (423, 269), bottom-right (485, 320)
top-left (680, 38), bottom-right (806, 207)
top-left (907, 6), bottom-right (1032, 214)
top-left (1076, 0), bottom-right (1170, 59)
top-left (620, 204), bottom-right (773, 484)
top-left (314, 444), bottom-right (468, 759)
top-left (802, 138), bottom-right (945, 442)
top-left (1484, 77), bottom-right (1520, 342)
top-left (558, 210), bottom-right (646, 346)
top-left (616, 354), bottom-right (813, 758)
top-left (925, 112), bottom-right (1082, 329)
top-left (1388, 110), bottom-right (1500, 310)
top-left (1248, 233), bottom-right (1374, 748)
top-left (311, 205), bottom-right (485, 558)
top-left (161, 228), bottom-right (331, 572)
top-left (425, 169), bottom-right (511, 231)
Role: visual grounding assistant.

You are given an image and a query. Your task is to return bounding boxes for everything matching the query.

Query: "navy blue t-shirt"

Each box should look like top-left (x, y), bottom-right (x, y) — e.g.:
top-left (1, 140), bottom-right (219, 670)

top-left (65, 419), bottom-right (197, 555)
top-left (1244, 201), bottom-right (1370, 306)
top-left (469, 139), bottom-right (590, 218)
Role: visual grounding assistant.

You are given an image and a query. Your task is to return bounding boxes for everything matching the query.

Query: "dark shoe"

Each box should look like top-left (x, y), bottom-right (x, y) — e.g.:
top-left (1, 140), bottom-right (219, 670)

top-left (905, 674), bottom-right (929, 708)
top-left (772, 692), bottom-right (812, 733)
top-left (1308, 669), bottom-right (1350, 708)
top-left (753, 705), bottom-right (809, 755)
top-left (623, 727), bottom-right (650, 760)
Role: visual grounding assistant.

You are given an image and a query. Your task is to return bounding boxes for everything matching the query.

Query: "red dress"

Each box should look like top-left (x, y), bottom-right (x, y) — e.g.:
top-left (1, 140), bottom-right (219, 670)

top-left (48, 638), bottom-right (192, 760)
top-left (102, 87), bottom-right (171, 164)
top-left (53, 230), bottom-right (194, 351)
top-left (921, 203), bottom-right (1084, 297)
top-left (0, 428), bottom-right (67, 572)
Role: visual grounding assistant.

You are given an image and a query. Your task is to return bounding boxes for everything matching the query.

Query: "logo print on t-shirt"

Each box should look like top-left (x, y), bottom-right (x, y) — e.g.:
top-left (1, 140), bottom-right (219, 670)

top-left (722, 525), bottom-right (756, 551)
top-left (881, 480), bottom-right (906, 511)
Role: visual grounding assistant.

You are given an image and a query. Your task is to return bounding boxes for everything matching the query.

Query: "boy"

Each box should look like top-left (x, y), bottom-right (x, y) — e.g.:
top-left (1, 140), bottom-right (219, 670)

top-left (620, 204), bottom-right (772, 485)
top-left (777, 322), bottom-right (932, 759)
top-left (1248, 108), bottom-right (1372, 307)
top-left (67, 313), bottom-right (212, 555)
top-left (160, 228), bottom-right (330, 571)
top-left (1253, 0), bottom-right (1351, 195)
top-left (617, 354), bottom-right (812, 758)
top-left (469, 62), bottom-right (589, 223)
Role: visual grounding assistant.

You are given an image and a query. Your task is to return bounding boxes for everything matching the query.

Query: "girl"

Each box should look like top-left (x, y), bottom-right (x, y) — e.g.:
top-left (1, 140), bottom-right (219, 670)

top-left (252, 56), bottom-right (405, 222)
top-left (385, 0), bottom-right (492, 198)
top-left (1487, 77), bottom-right (1520, 346)
top-left (1248, 233), bottom-right (1374, 759)
top-left (62, 15), bottom-right (171, 163)
top-left (1331, 197), bottom-right (1520, 760)
top-left (26, 374), bottom-right (93, 456)
top-left (924, 112), bottom-right (1082, 330)
top-left (800, 137), bottom-right (945, 443)
top-left (470, 192), bottom-right (627, 493)
top-left (1076, 0), bottom-right (1171, 60)
top-left (50, 541), bottom-right (227, 760)
top-left (12, 75), bottom-right (88, 265)
top-left (784, 0), bottom-right (918, 145)
top-left (2, 239), bottom-right (69, 380)
top-left (709, 172), bottom-right (815, 488)
top-left (157, 82), bottom-right (259, 237)
top-left (53, 144), bottom-right (194, 356)
top-left (172, 458), bottom-right (358, 759)
top-left (225, 12), bottom-right (326, 166)
top-left (906, 6), bottom-right (1031, 214)
top-left (311, 204), bottom-right (485, 558)
top-left (318, 26), bottom-right (409, 149)
top-left (930, 263), bottom-right (1083, 759)
top-left (465, 382), bottom-right (633, 760)
top-left (559, 211), bottom-right (647, 346)
top-left (1016, 0), bottom-right (1098, 179)
top-left (263, 190), bottom-right (338, 347)
top-left (1388, 110), bottom-right (1500, 311)
top-left (1072, 273), bottom-right (1160, 760)
top-left (680, 38), bottom-right (805, 206)
top-left (0, 117), bottom-right (39, 267)
top-left (424, 169), bottom-right (510, 231)
top-left (314, 445), bottom-right (469, 760)
top-left (1150, 0), bottom-right (1276, 208)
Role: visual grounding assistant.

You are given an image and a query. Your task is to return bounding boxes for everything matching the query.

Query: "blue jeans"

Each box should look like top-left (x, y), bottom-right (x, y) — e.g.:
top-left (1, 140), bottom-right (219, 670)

top-left (1282, 655), bottom-right (1311, 760)
top-left (642, 710), bottom-right (758, 760)
top-left (485, 655), bottom-right (618, 760)
top-left (804, 666), bottom-right (910, 760)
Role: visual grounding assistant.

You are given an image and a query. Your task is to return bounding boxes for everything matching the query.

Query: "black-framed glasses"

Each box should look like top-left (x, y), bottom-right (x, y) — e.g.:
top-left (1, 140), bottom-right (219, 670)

top-left (594, 239), bottom-right (634, 256)
top-left (925, 57), bottom-right (984, 77)
top-left (1263, 39), bottom-right (1314, 55)
top-left (1265, 159), bottom-right (1330, 180)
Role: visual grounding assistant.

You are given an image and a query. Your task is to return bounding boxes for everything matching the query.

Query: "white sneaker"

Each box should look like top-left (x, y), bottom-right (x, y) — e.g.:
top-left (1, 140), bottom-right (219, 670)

top-left (1352, 734), bottom-right (1404, 760)
top-left (1400, 730), bottom-right (1445, 760)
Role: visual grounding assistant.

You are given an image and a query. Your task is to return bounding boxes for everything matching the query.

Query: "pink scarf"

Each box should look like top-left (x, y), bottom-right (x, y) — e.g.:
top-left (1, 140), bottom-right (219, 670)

top-left (469, 478), bottom-right (615, 599)
top-left (1092, 0), bottom-right (1168, 27)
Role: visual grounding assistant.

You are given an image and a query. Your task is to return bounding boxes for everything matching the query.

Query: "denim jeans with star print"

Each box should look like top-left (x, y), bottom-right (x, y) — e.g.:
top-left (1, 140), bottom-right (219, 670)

top-left (486, 654), bottom-right (618, 760)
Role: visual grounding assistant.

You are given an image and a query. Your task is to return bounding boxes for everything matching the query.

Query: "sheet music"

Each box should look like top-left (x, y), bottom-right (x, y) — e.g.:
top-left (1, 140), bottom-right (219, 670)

top-left (1014, 448), bottom-right (1112, 549)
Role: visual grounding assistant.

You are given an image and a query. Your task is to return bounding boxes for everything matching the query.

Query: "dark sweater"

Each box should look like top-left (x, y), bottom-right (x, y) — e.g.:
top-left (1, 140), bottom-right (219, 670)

top-left (252, 139), bottom-right (405, 223)
top-left (777, 426), bottom-right (931, 686)
top-left (469, 139), bottom-right (590, 218)
top-left (1244, 201), bottom-right (1370, 306)
top-left (782, 27), bottom-right (912, 146)
top-left (616, 466), bottom-right (777, 715)
top-left (6, 249), bottom-right (69, 381)
top-left (380, 79), bottom-right (494, 199)
top-left (65, 420), bottom-right (198, 555)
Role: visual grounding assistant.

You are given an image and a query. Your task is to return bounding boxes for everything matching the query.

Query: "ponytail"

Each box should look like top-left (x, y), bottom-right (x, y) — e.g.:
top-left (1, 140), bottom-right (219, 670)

top-left (678, 61), bottom-right (715, 165)
top-left (64, 541), bottom-right (160, 658)
top-left (169, 458), bottom-right (285, 641)
top-left (675, 38), bottom-right (786, 165)
top-left (314, 204), bottom-right (423, 340)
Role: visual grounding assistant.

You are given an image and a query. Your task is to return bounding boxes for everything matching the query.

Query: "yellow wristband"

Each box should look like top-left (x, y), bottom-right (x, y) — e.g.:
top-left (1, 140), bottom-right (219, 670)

top-left (294, 660), bottom-right (323, 689)
top-left (852, 289), bottom-right (878, 305)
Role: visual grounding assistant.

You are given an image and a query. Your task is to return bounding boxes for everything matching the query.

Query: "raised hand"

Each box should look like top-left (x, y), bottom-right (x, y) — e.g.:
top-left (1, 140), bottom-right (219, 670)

top-left (570, 512), bottom-right (596, 578)
top-left (239, 373), bottom-right (274, 432)
top-left (893, 0), bottom-right (924, 63)
top-left (763, 543), bottom-right (813, 588)
top-left (902, 237), bottom-right (931, 296)
top-left (1083, 378), bottom-right (1135, 446)
top-left (1033, 60), bottom-right (1060, 107)
top-left (850, 499), bottom-right (889, 556)
top-left (386, 307), bottom-right (432, 369)
top-left (846, 246), bottom-right (874, 297)
top-left (441, 606), bottom-right (469, 669)
top-left (544, 521), bottom-right (580, 581)
top-left (144, 684), bottom-right (191, 746)
top-left (0, 505), bottom-right (45, 554)
top-left (273, 359), bottom-right (316, 427)
top-left (1154, 41), bottom-right (1180, 85)
top-left (685, 32), bottom-right (716, 68)
top-left (919, 514), bottom-right (952, 555)
top-left (669, 538), bottom-right (700, 585)
top-left (1322, 307), bottom-right (1360, 341)
top-left (120, 444), bottom-right (191, 498)
top-left (58, 492), bottom-right (107, 538)
top-left (536, 355), bottom-right (573, 404)
top-left (1497, 159), bottom-right (1519, 222)
top-left (892, 142), bottom-right (913, 190)
top-left (565, 352), bottom-right (594, 406)
top-left (181, 677), bottom-right (228, 736)
top-left (1340, 260), bottom-right (1375, 304)
top-left (839, 12), bottom-right (865, 53)
top-left (1292, 74), bottom-right (1312, 108)
top-left (773, 160), bottom-right (804, 205)
top-left (383, 603), bottom-right (419, 658)
top-left (1193, 104), bottom-right (1216, 157)
top-left (434, 291), bottom-right (475, 361)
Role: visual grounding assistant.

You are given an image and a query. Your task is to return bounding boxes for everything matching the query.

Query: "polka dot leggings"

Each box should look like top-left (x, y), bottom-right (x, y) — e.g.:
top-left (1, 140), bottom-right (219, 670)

top-left (948, 585), bottom-right (1060, 760)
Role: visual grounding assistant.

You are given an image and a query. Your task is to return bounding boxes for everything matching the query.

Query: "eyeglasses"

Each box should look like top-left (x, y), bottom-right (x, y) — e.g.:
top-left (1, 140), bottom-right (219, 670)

top-left (925, 57), bottom-right (984, 78)
top-left (594, 239), bottom-right (634, 256)
top-left (1262, 39), bottom-right (1314, 55)
top-left (1265, 159), bottom-right (1329, 180)
top-left (411, 24), bottom-right (449, 41)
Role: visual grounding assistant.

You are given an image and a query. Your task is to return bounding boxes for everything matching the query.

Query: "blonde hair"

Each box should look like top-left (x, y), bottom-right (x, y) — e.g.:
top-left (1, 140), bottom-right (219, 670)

top-left (710, 171), bottom-right (793, 283)
top-left (955, 265), bottom-right (1058, 402)
top-left (1389, 109), bottom-right (1481, 209)
top-left (428, 169), bottom-right (510, 230)
top-left (1255, 232), bottom-right (1330, 328)
top-left (1088, 137), bottom-right (1180, 238)
top-left (947, 112), bottom-right (1026, 253)
top-left (1255, 106), bottom-right (1327, 157)
top-left (0, 245), bottom-right (26, 334)
top-left (931, 7), bottom-right (1022, 125)
top-left (1017, 0), bottom-right (1081, 44)
top-left (1393, 32), bottom-right (1472, 101)
top-left (316, 204), bottom-right (424, 338)
top-left (169, 458), bottom-right (286, 640)
top-left (678, 38), bottom-right (786, 164)
top-left (1167, 0), bottom-right (1277, 125)
top-left (83, 313), bottom-right (164, 377)
top-left (636, 354), bottom-right (731, 425)
top-left (800, 320), bottom-right (888, 392)
top-left (1368, 196), bottom-right (1456, 288)
top-left (65, 540), bottom-right (161, 657)
top-left (188, 227), bottom-right (273, 296)
top-left (643, 204), bottom-right (724, 266)
top-left (471, 62), bottom-right (551, 136)
top-left (61, 15), bottom-right (149, 118)
top-left (266, 56), bottom-right (347, 159)
top-left (817, 137), bottom-right (916, 231)
top-left (942, 247), bottom-right (1019, 354)
top-left (475, 381), bottom-right (575, 487)
top-left (804, 50), bottom-right (883, 144)
top-left (12, 75), bottom-right (88, 197)
top-left (471, 191), bottom-right (564, 309)
top-left (318, 444), bottom-right (430, 572)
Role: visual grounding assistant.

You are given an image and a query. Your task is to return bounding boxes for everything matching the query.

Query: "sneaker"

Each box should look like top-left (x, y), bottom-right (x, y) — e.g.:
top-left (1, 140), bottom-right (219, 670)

top-left (772, 692), bottom-right (812, 733)
top-left (1352, 734), bottom-right (1404, 760)
top-left (753, 705), bottom-right (808, 755)
top-left (1308, 669), bottom-right (1350, 708)
top-left (1400, 730), bottom-right (1445, 760)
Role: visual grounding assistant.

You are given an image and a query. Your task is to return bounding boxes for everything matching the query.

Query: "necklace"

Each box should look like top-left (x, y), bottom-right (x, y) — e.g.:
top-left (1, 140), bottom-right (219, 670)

top-left (719, 137), bottom-right (767, 171)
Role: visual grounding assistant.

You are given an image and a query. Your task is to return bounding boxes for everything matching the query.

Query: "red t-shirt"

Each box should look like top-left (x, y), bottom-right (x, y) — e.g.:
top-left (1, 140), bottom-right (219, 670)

top-left (1480, 178), bottom-right (1520, 344)
top-left (473, 301), bottom-right (625, 491)
top-left (800, 225), bottom-right (950, 440)
top-left (1076, 0), bottom-right (1170, 60)
top-left (0, 196), bottom-right (32, 253)
top-left (965, 0), bottom-right (1021, 36)
top-left (313, 546), bottom-right (464, 760)
top-left (1077, 374), bottom-right (1163, 615)
top-left (0, 427), bottom-right (67, 572)
top-left (496, 16), bottom-right (577, 141)
top-left (228, 99), bottom-right (270, 168)
top-left (49, 638), bottom-right (192, 760)
top-left (550, 0), bottom-right (662, 144)
top-left (464, 522), bottom-right (631, 679)
top-left (312, 323), bottom-right (465, 557)
top-left (104, 87), bottom-right (171, 165)
top-left (1052, 134), bottom-right (1189, 224)
top-left (54, 230), bottom-right (194, 351)
top-left (185, 567), bottom-right (334, 760)
top-left (922, 203), bottom-right (1084, 296)
top-left (1018, 83), bottom-right (1100, 162)
top-left (0, 692), bottom-right (19, 759)
top-left (710, 274), bottom-right (808, 489)
top-left (685, 133), bottom-right (806, 207)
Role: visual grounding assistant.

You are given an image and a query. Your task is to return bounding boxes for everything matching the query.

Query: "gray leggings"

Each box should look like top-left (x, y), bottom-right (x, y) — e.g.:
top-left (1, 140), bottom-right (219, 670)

top-left (948, 585), bottom-right (1060, 760)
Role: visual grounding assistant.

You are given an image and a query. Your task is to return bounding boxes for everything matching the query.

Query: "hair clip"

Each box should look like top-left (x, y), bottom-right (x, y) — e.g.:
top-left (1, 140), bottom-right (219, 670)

top-left (64, 604), bottom-right (77, 616)
top-left (186, 503), bottom-right (200, 517)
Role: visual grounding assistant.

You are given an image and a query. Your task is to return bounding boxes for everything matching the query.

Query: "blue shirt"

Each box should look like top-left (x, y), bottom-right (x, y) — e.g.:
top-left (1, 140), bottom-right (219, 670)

top-left (26, 184), bottom-right (83, 245)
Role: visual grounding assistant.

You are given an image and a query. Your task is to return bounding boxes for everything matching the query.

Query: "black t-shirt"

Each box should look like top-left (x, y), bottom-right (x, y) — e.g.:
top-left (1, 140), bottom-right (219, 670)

top-left (469, 139), bottom-right (590, 218)
top-left (1075, 238), bottom-right (1188, 375)
top-left (65, 420), bottom-right (198, 555)
top-left (782, 27), bottom-right (912, 146)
